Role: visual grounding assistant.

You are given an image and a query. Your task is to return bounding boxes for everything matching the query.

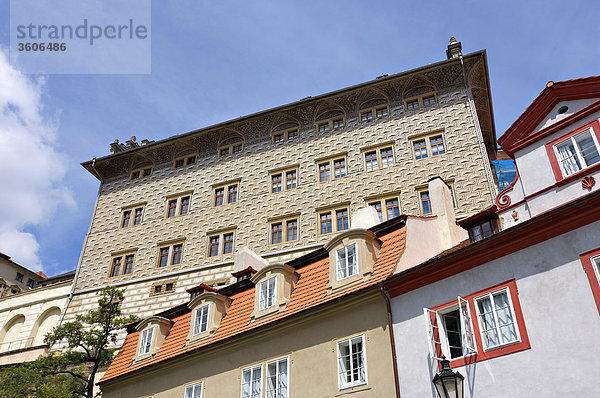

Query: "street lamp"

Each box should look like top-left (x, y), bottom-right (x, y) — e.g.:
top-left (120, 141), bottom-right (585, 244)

top-left (432, 357), bottom-right (464, 398)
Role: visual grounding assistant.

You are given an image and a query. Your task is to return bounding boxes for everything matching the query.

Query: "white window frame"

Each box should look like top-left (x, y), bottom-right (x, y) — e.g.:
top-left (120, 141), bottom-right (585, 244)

top-left (259, 276), bottom-right (277, 311)
top-left (553, 127), bottom-right (600, 178)
top-left (192, 304), bottom-right (210, 336)
top-left (474, 288), bottom-right (521, 350)
top-left (138, 327), bottom-right (154, 356)
top-left (424, 296), bottom-right (477, 361)
top-left (336, 244), bottom-right (358, 281)
top-left (336, 334), bottom-right (368, 390)
top-left (266, 357), bottom-right (289, 398)
top-left (241, 364), bottom-right (263, 398)
top-left (184, 381), bottom-right (203, 398)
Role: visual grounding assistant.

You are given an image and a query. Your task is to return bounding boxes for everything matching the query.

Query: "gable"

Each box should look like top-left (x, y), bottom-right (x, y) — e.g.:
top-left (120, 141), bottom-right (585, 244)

top-left (532, 99), bottom-right (599, 134)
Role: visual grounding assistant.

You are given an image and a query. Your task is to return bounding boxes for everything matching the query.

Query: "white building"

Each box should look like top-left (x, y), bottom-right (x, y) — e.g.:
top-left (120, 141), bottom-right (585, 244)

top-left (385, 76), bottom-right (600, 397)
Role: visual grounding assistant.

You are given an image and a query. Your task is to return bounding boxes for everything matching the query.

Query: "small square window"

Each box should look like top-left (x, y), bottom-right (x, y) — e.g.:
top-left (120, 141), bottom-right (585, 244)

top-left (15, 272), bottom-right (23, 282)
top-left (154, 285), bottom-right (162, 294)
top-left (26, 278), bottom-right (35, 289)
top-left (186, 156), bottom-right (197, 165)
top-left (174, 158), bottom-right (185, 168)
top-left (273, 133), bottom-right (284, 143)
top-left (165, 282), bottom-right (174, 291)
top-left (407, 100), bottom-right (419, 110)
top-left (131, 170), bottom-right (140, 180)
top-left (287, 129), bottom-right (298, 139)
top-left (423, 95), bottom-right (436, 106)
top-left (142, 167), bottom-right (152, 177)
top-left (414, 140), bottom-right (428, 159)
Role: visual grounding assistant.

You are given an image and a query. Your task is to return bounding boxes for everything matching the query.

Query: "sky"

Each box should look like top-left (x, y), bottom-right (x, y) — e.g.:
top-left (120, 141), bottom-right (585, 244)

top-left (0, 1), bottom-right (599, 276)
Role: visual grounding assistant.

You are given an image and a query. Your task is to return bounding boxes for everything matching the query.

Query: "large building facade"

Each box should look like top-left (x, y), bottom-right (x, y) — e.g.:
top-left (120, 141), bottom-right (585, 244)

top-left (63, 41), bottom-right (498, 344)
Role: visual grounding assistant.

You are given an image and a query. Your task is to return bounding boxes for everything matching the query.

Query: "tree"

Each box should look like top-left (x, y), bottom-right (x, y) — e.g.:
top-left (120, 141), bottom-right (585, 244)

top-left (0, 286), bottom-right (138, 398)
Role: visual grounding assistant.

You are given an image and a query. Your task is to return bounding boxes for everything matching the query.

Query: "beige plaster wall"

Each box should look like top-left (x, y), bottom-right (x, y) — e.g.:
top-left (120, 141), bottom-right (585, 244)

top-left (101, 293), bottom-right (396, 398)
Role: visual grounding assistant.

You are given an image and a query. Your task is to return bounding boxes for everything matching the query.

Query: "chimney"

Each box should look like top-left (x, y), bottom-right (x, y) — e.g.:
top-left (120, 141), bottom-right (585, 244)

top-left (233, 247), bottom-right (269, 274)
top-left (446, 37), bottom-right (462, 59)
top-left (350, 206), bottom-right (381, 230)
top-left (109, 139), bottom-right (125, 154)
top-left (428, 177), bottom-right (464, 248)
top-left (125, 136), bottom-right (139, 148)
top-left (186, 283), bottom-right (218, 300)
top-left (231, 267), bottom-right (257, 283)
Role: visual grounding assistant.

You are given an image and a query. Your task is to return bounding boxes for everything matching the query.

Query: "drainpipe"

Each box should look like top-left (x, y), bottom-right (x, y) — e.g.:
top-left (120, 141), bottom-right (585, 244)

top-left (458, 53), bottom-right (496, 204)
top-left (379, 283), bottom-right (401, 398)
top-left (54, 158), bottom-right (103, 340)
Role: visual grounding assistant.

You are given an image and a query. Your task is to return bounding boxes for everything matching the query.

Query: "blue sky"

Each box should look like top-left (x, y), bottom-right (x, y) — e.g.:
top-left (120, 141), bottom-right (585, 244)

top-left (0, 1), bottom-right (599, 276)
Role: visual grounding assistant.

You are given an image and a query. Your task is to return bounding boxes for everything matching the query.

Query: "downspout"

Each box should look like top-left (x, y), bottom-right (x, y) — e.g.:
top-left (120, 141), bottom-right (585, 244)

top-left (379, 283), bottom-right (401, 398)
top-left (54, 158), bottom-right (103, 341)
top-left (459, 53), bottom-right (496, 204)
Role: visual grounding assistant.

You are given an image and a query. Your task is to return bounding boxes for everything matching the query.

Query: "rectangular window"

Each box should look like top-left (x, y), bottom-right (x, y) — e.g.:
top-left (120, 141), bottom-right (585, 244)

top-left (259, 276), bottom-right (277, 310)
top-left (184, 382), bottom-right (203, 398)
top-left (424, 280), bottom-right (530, 368)
top-left (26, 278), bottom-right (35, 289)
top-left (362, 145), bottom-right (395, 171)
top-left (285, 170), bottom-right (297, 190)
top-left (336, 244), bottom-right (357, 280)
top-left (406, 93), bottom-right (436, 110)
top-left (376, 106), bottom-right (388, 118)
top-left (270, 217), bottom-right (298, 245)
top-left (318, 122), bottom-right (330, 132)
top-left (218, 142), bottom-right (244, 157)
top-left (337, 335), bottom-right (367, 390)
top-left (414, 139), bottom-right (427, 159)
top-left (319, 206), bottom-right (349, 235)
top-left (385, 198), bottom-right (400, 220)
top-left (469, 220), bottom-right (497, 242)
top-left (270, 167), bottom-right (297, 193)
top-left (157, 242), bottom-right (184, 268)
top-left (121, 205), bottom-right (144, 228)
top-left (317, 116), bottom-right (345, 132)
top-left (15, 272), bottom-right (23, 282)
top-left (110, 253), bottom-right (135, 277)
top-left (430, 136), bottom-right (445, 156)
top-left (318, 155), bottom-right (347, 182)
top-left (369, 201), bottom-right (383, 222)
top-left (272, 127), bottom-right (300, 143)
top-left (319, 162), bottom-right (331, 182)
top-left (547, 120), bottom-right (600, 180)
top-left (271, 174), bottom-right (282, 193)
top-left (241, 365), bottom-right (262, 398)
top-left (130, 166), bottom-right (152, 180)
top-left (193, 304), bottom-right (209, 336)
top-left (360, 105), bottom-right (389, 122)
top-left (133, 208), bottom-right (143, 225)
top-left (273, 133), bottom-right (284, 143)
top-left (423, 95), bottom-right (436, 106)
top-left (412, 132), bottom-right (446, 160)
top-left (407, 99), bottom-right (419, 110)
top-left (333, 118), bottom-right (344, 128)
top-left (420, 191), bottom-right (431, 215)
top-left (287, 129), bottom-right (298, 140)
top-left (580, 248), bottom-right (600, 316)
top-left (209, 236), bottom-right (219, 257)
top-left (138, 327), bottom-right (154, 356)
top-left (166, 194), bottom-right (192, 218)
top-left (333, 158), bottom-right (346, 179)
top-left (122, 210), bottom-right (131, 228)
top-left (174, 159), bottom-right (184, 168)
top-left (214, 188), bottom-right (224, 206)
top-left (223, 233), bottom-right (234, 254)
top-left (214, 182), bottom-right (239, 205)
top-left (228, 185), bottom-right (238, 203)
top-left (266, 357), bottom-right (289, 398)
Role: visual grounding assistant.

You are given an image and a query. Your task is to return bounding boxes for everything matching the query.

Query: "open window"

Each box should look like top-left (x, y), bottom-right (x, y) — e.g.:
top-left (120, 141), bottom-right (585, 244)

top-left (424, 280), bottom-right (530, 368)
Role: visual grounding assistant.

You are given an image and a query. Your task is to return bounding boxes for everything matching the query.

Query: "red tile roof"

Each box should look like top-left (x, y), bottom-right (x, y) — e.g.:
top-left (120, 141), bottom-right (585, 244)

top-left (101, 227), bottom-right (406, 383)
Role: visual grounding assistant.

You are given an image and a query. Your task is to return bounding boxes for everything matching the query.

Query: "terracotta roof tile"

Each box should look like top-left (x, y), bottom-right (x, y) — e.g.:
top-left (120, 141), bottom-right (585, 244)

top-left (102, 227), bottom-right (406, 383)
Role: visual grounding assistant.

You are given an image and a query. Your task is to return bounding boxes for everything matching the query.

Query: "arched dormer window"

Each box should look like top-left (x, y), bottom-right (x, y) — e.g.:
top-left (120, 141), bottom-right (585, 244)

top-left (218, 134), bottom-right (245, 158)
top-left (358, 98), bottom-right (389, 122)
top-left (134, 316), bottom-right (171, 363)
top-left (324, 229), bottom-right (382, 294)
top-left (403, 85), bottom-right (437, 111)
top-left (271, 122), bottom-right (300, 144)
top-left (186, 284), bottom-right (232, 344)
top-left (250, 263), bottom-right (299, 321)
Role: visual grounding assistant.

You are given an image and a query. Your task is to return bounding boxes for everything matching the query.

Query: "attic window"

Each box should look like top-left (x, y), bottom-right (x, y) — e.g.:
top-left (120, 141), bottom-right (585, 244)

top-left (259, 277), bottom-right (277, 310)
top-left (138, 327), bottom-right (154, 356)
top-left (192, 304), bottom-right (210, 336)
top-left (186, 288), bottom-right (232, 344)
top-left (336, 244), bottom-right (358, 281)
top-left (134, 316), bottom-right (172, 363)
top-left (250, 264), bottom-right (299, 321)
top-left (557, 105), bottom-right (568, 114)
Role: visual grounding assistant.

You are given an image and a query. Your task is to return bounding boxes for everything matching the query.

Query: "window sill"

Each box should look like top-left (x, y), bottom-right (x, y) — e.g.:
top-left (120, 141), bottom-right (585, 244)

top-left (554, 162), bottom-right (600, 187)
top-left (447, 339), bottom-right (531, 369)
top-left (336, 383), bottom-right (370, 396)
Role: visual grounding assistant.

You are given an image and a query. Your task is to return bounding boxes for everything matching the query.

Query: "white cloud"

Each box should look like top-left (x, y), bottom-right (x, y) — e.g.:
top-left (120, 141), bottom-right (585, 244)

top-left (0, 47), bottom-right (73, 272)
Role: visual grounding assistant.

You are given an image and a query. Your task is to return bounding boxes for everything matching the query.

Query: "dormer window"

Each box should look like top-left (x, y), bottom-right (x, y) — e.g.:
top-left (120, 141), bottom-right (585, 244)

top-left (325, 229), bottom-right (381, 294)
top-left (134, 316), bottom-right (172, 363)
top-left (259, 276), bottom-right (277, 310)
top-left (336, 244), bottom-right (357, 280)
top-left (250, 264), bottom-right (299, 321)
top-left (186, 284), bottom-right (232, 344)
top-left (138, 327), bottom-right (154, 356)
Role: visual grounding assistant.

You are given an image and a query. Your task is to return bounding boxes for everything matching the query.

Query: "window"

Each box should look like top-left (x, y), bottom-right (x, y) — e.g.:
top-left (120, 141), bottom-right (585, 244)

top-left (110, 252), bottom-right (136, 277)
top-left (580, 248), bottom-right (600, 316)
top-left (121, 204), bottom-right (144, 228)
top-left (317, 116), bottom-right (345, 133)
top-left (130, 166), bottom-right (152, 180)
top-left (367, 195), bottom-right (401, 222)
top-left (420, 191), bottom-right (431, 215)
top-left (405, 93), bottom-right (437, 111)
top-left (218, 140), bottom-right (244, 157)
top-left (149, 280), bottom-right (177, 296)
top-left (270, 167), bottom-right (298, 193)
top-left (336, 244), bottom-right (357, 281)
top-left (317, 155), bottom-right (347, 182)
top-left (193, 304), bottom-right (210, 336)
top-left (362, 144), bottom-right (395, 172)
top-left (266, 357), bottom-right (289, 398)
top-left (138, 327), bottom-right (154, 356)
top-left (469, 219), bottom-right (498, 242)
top-left (424, 280), bottom-right (530, 368)
top-left (156, 242), bottom-right (184, 268)
top-left (166, 194), bottom-right (192, 218)
top-left (360, 105), bottom-right (389, 122)
top-left (270, 216), bottom-right (299, 245)
top-left (259, 276), bottom-right (277, 310)
top-left (412, 132), bottom-right (446, 160)
top-left (319, 206), bottom-right (350, 235)
top-left (213, 182), bottom-right (239, 206)
top-left (337, 335), bottom-right (367, 390)
top-left (272, 127), bottom-right (299, 143)
top-left (241, 365), bottom-right (262, 398)
top-left (15, 273), bottom-right (23, 282)
top-left (184, 382), bottom-right (203, 398)
top-left (207, 230), bottom-right (235, 257)
top-left (26, 278), bottom-right (35, 289)
top-left (546, 119), bottom-right (600, 181)
top-left (174, 155), bottom-right (197, 169)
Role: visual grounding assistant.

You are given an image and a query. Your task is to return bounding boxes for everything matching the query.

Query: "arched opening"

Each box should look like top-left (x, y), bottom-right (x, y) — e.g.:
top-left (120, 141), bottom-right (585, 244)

top-left (30, 307), bottom-right (62, 347)
top-left (0, 314), bottom-right (25, 352)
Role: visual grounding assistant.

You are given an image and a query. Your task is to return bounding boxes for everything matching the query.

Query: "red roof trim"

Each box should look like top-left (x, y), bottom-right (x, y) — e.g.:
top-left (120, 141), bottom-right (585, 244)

top-left (499, 76), bottom-right (600, 156)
